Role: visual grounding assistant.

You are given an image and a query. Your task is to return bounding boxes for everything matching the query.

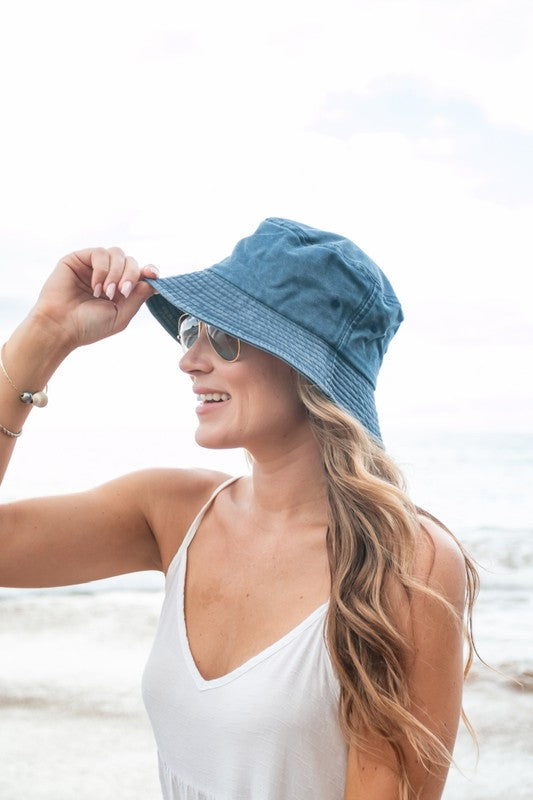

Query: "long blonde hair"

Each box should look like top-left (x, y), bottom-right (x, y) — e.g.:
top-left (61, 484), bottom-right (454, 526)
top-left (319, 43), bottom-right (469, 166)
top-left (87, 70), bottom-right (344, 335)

top-left (293, 374), bottom-right (479, 799)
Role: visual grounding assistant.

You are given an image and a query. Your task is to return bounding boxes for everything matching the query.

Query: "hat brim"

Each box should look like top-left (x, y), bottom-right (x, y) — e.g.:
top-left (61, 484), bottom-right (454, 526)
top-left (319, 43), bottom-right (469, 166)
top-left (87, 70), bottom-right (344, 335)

top-left (144, 272), bottom-right (382, 443)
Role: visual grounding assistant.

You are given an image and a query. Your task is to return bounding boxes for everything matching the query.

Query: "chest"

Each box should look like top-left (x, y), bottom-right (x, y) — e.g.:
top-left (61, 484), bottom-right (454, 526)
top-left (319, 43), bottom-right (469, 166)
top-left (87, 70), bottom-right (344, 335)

top-left (142, 571), bottom-right (347, 798)
top-left (183, 515), bottom-right (330, 681)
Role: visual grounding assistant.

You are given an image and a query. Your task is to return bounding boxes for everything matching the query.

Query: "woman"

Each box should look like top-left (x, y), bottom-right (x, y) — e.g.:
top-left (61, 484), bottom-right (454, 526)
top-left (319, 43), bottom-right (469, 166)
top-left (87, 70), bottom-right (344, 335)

top-left (0, 217), bottom-right (477, 800)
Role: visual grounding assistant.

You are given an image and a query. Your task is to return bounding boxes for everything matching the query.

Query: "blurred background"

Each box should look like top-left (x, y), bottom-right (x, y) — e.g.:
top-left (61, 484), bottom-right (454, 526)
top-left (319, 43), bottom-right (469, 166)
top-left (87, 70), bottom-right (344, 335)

top-left (0, 1), bottom-right (532, 798)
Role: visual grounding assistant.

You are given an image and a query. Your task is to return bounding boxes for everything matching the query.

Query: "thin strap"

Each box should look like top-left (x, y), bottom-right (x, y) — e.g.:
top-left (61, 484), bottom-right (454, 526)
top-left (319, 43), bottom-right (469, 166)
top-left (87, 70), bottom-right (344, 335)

top-left (165, 475), bottom-right (241, 579)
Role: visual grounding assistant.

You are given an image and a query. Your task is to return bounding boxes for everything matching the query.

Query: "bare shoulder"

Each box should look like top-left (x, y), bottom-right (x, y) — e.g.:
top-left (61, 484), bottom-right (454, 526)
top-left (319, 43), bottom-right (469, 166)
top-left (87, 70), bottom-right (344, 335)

top-left (413, 512), bottom-right (467, 612)
top-left (134, 466), bottom-right (234, 572)
top-left (384, 512), bottom-right (467, 639)
top-left (135, 465), bottom-right (233, 504)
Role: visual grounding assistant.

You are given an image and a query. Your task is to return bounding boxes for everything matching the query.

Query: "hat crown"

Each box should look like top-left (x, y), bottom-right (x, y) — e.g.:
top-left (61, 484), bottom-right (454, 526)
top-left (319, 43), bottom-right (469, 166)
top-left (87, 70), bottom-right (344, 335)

top-left (145, 217), bottom-right (404, 442)
top-left (211, 218), bottom-right (404, 388)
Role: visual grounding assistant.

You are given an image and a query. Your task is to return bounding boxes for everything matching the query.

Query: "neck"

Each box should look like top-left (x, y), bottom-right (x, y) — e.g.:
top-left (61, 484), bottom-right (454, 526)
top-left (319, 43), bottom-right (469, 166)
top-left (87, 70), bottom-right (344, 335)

top-left (243, 433), bottom-right (328, 530)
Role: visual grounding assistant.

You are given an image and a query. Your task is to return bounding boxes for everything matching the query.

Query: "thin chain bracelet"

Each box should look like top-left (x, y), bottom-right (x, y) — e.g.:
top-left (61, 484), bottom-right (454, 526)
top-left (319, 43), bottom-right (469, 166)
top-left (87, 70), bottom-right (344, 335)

top-left (0, 342), bottom-right (49, 407)
top-left (0, 421), bottom-right (22, 438)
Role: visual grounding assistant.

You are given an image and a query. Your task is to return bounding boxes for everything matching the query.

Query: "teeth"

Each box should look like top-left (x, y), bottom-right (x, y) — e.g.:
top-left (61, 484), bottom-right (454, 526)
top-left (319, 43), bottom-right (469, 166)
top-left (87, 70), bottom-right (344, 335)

top-left (198, 393), bottom-right (231, 402)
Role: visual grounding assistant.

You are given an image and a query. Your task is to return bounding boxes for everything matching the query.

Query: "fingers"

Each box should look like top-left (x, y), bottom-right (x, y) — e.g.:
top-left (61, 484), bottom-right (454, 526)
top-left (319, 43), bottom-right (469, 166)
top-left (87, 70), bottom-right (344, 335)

top-left (91, 247), bottom-right (132, 300)
top-left (113, 265), bottom-right (161, 330)
top-left (90, 247), bottom-right (114, 298)
top-left (140, 264), bottom-right (160, 292)
top-left (89, 247), bottom-right (159, 300)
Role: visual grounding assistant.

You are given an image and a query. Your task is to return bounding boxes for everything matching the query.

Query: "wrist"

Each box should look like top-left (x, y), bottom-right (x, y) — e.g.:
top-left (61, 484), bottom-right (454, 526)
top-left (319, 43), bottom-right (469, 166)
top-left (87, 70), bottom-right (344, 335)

top-left (24, 306), bottom-right (77, 357)
top-left (3, 313), bottom-right (72, 404)
top-left (0, 311), bottom-right (73, 444)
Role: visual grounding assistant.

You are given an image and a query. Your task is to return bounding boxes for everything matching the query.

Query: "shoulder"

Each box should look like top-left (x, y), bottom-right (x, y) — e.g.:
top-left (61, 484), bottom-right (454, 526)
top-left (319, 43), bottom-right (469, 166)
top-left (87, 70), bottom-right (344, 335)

top-left (138, 464), bottom-right (235, 514)
top-left (125, 467), bottom-right (234, 571)
top-left (130, 466), bottom-right (233, 501)
top-left (384, 512), bottom-right (467, 643)
top-left (115, 466), bottom-right (233, 509)
top-left (412, 513), bottom-right (467, 613)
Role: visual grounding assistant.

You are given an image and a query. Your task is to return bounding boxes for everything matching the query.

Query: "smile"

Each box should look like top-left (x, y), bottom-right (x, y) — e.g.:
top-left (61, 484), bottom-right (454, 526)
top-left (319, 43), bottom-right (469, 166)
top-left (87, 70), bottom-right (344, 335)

top-left (196, 393), bottom-right (231, 403)
top-left (195, 394), bottom-right (231, 416)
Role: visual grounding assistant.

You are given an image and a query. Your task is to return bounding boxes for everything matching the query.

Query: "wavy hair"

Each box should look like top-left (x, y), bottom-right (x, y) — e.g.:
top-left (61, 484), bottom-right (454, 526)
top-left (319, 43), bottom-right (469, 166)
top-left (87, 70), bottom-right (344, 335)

top-left (292, 374), bottom-right (480, 799)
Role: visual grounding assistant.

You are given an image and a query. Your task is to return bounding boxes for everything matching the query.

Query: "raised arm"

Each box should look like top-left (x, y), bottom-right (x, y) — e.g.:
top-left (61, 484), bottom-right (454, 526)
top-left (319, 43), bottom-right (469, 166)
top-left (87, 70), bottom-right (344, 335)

top-left (0, 247), bottom-right (163, 587)
top-left (0, 464), bottom-right (235, 588)
top-left (0, 246), bottom-right (158, 484)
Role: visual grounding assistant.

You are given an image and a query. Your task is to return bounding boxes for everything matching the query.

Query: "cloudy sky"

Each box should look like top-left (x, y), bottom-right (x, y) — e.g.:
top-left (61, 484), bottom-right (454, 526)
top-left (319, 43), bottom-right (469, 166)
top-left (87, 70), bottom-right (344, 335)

top-left (1, 0), bottom-right (532, 492)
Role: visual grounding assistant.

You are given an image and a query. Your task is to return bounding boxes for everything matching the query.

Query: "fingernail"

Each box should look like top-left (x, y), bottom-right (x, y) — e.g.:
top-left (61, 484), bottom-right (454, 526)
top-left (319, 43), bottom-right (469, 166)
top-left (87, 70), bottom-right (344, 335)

top-left (106, 283), bottom-right (116, 300)
top-left (120, 281), bottom-right (133, 299)
top-left (149, 266), bottom-right (159, 277)
top-left (93, 283), bottom-right (102, 298)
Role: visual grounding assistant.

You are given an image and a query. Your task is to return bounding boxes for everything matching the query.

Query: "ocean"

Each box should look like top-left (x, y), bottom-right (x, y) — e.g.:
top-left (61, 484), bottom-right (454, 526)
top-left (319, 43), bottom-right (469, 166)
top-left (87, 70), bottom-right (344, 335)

top-left (1, 428), bottom-right (532, 798)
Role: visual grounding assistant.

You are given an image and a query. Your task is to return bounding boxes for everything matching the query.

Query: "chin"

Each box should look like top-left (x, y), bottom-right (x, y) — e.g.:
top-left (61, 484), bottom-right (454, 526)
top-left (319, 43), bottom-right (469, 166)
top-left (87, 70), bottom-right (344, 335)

top-left (194, 429), bottom-right (241, 451)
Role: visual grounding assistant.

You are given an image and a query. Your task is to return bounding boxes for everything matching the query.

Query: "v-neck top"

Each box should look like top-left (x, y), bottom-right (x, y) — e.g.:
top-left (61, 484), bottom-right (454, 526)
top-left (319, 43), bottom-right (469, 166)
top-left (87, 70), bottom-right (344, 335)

top-left (142, 475), bottom-right (348, 800)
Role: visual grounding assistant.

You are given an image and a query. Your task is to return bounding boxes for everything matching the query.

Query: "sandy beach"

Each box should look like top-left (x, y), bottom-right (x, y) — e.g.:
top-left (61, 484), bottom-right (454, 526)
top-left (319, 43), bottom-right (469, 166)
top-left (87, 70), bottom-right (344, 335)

top-left (0, 593), bottom-right (161, 800)
top-left (1, 589), bottom-right (532, 799)
top-left (0, 704), bottom-right (159, 799)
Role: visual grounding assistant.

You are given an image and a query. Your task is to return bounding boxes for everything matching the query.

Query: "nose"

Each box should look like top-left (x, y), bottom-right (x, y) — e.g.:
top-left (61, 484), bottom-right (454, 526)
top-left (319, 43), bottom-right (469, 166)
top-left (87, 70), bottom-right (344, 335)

top-left (178, 326), bottom-right (214, 375)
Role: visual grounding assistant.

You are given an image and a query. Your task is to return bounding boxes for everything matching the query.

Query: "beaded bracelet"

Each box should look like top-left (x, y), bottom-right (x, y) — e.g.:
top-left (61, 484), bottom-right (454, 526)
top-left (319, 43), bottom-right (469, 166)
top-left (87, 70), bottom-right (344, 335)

top-left (0, 342), bottom-right (49, 438)
top-left (0, 422), bottom-right (22, 438)
top-left (0, 343), bottom-right (49, 407)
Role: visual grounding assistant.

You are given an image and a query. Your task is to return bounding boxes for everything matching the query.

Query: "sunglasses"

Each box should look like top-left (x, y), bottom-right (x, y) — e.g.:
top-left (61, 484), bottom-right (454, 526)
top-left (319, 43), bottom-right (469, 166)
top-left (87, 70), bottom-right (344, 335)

top-left (177, 314), bottom-right (241, 362)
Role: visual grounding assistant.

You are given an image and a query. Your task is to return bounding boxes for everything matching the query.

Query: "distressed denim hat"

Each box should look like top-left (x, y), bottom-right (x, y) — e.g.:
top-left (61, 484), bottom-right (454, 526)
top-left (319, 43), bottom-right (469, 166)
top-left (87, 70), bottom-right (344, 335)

top-left (143, 217), bottom-right (404, 444)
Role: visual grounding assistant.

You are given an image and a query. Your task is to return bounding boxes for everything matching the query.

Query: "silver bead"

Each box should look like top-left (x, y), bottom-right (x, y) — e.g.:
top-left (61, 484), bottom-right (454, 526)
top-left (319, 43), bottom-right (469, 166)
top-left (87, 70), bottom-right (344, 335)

top-left (31, 391), bottom-right (48, 408)
top-left (20, 392), bottom-right (34, 404)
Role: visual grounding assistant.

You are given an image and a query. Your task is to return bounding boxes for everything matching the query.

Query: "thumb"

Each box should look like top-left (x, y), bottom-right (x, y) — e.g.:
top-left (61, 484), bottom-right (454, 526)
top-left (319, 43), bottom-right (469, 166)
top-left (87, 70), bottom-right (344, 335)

top-left (114, 267), bottom-right (161, 328)
top-left (140, 264), bottom-right (160, 292)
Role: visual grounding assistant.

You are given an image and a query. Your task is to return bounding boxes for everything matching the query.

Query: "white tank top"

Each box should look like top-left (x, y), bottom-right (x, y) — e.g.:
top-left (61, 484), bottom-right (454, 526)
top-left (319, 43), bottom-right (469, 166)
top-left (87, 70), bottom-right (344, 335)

top-left (142, 476), bottom-right (348, 799)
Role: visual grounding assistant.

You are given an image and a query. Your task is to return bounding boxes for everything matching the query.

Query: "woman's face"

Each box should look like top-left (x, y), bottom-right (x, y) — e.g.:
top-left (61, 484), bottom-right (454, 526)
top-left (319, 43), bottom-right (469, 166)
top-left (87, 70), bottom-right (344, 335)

top-left (178, 322), bottom-right (309, 454)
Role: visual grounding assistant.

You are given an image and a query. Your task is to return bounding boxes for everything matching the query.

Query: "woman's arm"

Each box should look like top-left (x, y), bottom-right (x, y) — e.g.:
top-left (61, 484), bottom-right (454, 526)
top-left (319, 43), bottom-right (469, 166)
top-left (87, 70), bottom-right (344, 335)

top-left (0, 312), bottom-right (72, 486)
top-left (343, 516), bottom-right (467, 800)
top-left (0, 467), bottom-right (163, 587)
top-left (0, 247), bottom-right (162, 587)
top-left (0, 464), bottom-right (234, 588)
top-left (0, 247), bottom-right (157, 484)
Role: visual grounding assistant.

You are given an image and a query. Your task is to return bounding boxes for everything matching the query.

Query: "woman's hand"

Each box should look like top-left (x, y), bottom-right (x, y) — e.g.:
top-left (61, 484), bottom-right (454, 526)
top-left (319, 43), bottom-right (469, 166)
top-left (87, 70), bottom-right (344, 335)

top-left (31, 246), bottom-right (160, 349)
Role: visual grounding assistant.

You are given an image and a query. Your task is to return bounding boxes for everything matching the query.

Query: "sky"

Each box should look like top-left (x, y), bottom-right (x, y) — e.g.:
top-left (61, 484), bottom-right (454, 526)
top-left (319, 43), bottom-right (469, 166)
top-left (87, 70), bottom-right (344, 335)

top-left (1, 0), bottom-right (532, 493)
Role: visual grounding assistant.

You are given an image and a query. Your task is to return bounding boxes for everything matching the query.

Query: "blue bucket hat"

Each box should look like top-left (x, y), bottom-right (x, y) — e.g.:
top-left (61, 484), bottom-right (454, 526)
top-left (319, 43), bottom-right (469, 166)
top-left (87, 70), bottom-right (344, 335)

top-left (143, 217), bottom-right (403, 444)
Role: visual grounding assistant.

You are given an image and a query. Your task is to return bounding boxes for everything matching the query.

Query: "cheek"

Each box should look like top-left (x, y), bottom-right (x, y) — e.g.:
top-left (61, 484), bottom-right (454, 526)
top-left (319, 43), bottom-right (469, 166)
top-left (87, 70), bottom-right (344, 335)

top-left (232, 352), bottom-right (304, 427)
top-left (256, 380), bottom-right (305, 426)
top-left (234, 387), bottom-right (286, 432)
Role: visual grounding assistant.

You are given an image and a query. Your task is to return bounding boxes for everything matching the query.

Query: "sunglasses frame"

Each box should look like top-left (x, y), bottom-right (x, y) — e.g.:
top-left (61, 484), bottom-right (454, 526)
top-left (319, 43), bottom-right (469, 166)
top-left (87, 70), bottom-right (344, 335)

top-left (177, 313), bottom-right (241, 362)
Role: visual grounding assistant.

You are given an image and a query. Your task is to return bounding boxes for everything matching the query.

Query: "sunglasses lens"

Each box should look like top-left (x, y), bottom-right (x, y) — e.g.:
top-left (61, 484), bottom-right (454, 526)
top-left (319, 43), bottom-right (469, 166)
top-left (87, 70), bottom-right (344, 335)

top-left (207, 326), bottom-right (240, 361)
top-left (177, 315), bottom-right (240, 361)
top-left (178, 316), bottom-right (200, 350)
